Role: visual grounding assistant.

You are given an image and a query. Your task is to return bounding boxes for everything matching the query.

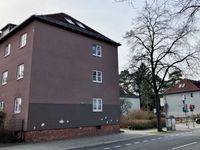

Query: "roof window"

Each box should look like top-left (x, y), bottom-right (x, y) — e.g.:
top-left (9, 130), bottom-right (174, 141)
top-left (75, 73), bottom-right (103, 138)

top-left (76, 22), bottom-right (85, 29)
top-left (178, 83), bottom-right (185, 88)
top-left (65, 18), bottom-right (75, 25)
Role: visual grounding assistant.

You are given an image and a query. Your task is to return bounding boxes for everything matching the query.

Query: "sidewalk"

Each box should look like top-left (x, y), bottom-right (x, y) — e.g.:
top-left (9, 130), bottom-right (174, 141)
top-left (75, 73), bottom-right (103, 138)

top-left (1, 123), bottom-right (200, 150)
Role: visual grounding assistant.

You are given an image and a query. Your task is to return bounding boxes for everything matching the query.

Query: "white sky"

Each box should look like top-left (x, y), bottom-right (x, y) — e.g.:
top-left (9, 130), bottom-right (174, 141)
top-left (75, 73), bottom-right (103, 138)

top-left (0, 0), bottom-right (144, 72)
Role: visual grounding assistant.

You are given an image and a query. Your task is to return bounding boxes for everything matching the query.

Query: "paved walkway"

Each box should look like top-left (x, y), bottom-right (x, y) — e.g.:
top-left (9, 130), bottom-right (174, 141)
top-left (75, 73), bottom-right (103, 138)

top-left (1, 123), bottom-right (200, 150)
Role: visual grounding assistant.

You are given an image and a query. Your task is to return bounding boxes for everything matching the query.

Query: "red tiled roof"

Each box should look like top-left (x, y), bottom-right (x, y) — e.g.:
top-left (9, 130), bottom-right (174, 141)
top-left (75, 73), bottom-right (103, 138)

top-left (164, 79), bottom-right (200, 95)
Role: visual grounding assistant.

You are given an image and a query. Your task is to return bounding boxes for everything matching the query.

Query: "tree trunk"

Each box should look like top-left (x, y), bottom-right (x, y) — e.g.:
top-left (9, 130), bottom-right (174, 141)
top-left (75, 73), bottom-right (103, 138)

top-left (155, 92), bottom-right (162, 132)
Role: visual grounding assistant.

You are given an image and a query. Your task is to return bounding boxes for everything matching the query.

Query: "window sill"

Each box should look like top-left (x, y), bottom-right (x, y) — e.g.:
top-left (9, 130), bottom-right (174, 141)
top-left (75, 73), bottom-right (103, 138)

top-left (93, 110), bottom-right (103, 112)
top-left (2, 83), bottom-right (7, 86)
top-left (14, 112), bottom-right (21, 115)
top-left (92, 54), bottom-right (102, 57)
top-left (19, 45), bottom-right (26, 49)
top-left (92, 81), bottom-right (102, 84)
top-left (17, 77), bottom-right (24, 80)
top-left (4, 54), bottom-right (10, 58)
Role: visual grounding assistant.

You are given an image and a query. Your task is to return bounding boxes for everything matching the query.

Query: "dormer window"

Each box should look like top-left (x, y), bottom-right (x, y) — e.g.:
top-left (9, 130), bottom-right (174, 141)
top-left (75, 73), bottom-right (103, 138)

top-left (2, 28), bottom-right (10, 37)
top-left (0, 24), bottom-right (16, 38)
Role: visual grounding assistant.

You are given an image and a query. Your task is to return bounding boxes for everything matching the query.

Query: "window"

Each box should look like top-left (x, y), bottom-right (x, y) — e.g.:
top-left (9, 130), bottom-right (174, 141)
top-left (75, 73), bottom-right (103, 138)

top-left (0, 102), bottom-right (4, 111)
top-left (191, 93), bottom-right (193, 98)
top-left (76, 22), bottom-right (85, 28)
top-left (93, 98), bottom-right (103, 112)
top-left (92, 70), bottom-right (102, 83)
top-left (19, 33), bottom-right (27, 48)
top-left (92, 45), bottom-right (102, 57)
top-left (4, 43), bottom-right (11, 57)
top-left (65, 17), bottom-right (75, 25)
top-left (17, 64), bottom-right (24, 80)
top-left (14, 97), bottom-right (22, 114)
top-left (2, 71), bottom-right (8, 85)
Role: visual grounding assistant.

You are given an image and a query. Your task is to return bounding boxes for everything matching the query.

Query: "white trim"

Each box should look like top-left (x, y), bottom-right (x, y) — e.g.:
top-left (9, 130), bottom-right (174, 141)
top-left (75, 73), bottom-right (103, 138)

top-left (14, 97), bottom-right (22, 114)
top-left (92, 70), bottom-right (102, 83)
top-left (92, 44), bottom-right (102, 57)
top-left (0, 101), bottom-right (4, 111)
top-left (19, 33), bottom-right (27, 48)
top-left (92, 98), bottom-right (103, 112)
top-left (2, 71), bottom-right (8, 85)
top-left (4, 43), bottom-right (11, 57)
top-left (17, 64), bottom-right (24, 80)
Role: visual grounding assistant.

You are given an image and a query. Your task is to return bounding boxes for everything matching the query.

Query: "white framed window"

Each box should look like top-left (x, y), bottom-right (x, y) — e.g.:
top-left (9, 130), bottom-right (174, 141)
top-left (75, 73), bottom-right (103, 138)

top-left (4, 43), bottom-right (11, 57)
top-left (93, 98), bottom-right (103, 112)
top-left (92, 44), bottom-right (102, 57)
top-left (14, 97), bottom-right (22, 114)
top-left (0, 102), bottom-right (4, 111)
top-left (92, 70), bottom-right (102, 83)
top-left (17, 64), bottom-right (24, 80)
top-left (2, 71), bottom-right (8, 85)
top-left (19, 33), bottom-right (27, 48)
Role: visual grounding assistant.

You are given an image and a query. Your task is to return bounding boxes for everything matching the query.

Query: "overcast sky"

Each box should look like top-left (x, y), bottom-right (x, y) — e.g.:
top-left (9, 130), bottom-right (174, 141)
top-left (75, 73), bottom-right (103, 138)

top-left (0, 0), bottom-right (144, 72)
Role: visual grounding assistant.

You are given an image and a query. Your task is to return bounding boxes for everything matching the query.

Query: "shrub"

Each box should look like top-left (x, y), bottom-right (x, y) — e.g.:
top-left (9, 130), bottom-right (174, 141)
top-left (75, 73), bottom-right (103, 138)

top-left (120, 110), bottom-right (166, 130)
top-left (127, 110), bottom-right (154, 120)
top-left (0, 130), bottom-right (20, 143)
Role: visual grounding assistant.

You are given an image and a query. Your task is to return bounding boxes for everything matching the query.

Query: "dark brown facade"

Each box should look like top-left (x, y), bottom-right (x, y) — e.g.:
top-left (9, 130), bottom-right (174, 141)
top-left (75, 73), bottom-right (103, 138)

top-left (0, 13), bottom-right (120, 140)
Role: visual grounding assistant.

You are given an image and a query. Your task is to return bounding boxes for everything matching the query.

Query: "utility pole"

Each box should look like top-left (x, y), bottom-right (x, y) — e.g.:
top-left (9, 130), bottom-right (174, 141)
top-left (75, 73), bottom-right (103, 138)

top-left (182, 95), bottom-right (189, 128)
top-left (189, 104), bottom-right (195, 128)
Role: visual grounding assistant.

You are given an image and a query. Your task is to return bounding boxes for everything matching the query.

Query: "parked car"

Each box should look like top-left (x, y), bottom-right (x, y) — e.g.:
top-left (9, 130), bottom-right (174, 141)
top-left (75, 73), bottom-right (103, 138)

top-left (195, 118), bottom-right (200, 124)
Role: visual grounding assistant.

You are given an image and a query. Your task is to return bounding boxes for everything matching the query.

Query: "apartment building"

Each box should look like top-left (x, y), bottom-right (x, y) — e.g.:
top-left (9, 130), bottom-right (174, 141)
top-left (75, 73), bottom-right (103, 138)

top-left (0, 13), bottom-right (120, 141)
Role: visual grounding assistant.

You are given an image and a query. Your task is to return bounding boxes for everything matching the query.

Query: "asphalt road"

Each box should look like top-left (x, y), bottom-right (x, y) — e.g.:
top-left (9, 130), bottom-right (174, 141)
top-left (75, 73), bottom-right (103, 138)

top-left (71, 129), bottom-right (200, 150)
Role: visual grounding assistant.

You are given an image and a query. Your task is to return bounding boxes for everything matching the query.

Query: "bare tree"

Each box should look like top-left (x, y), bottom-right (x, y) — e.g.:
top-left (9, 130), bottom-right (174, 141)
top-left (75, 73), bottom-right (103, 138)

top-left (120, 98), bottom-right (132, 115)
top-left (125, 2), bottom-right (199, 131)
top-left (174, 0), bottom-right (200, 15)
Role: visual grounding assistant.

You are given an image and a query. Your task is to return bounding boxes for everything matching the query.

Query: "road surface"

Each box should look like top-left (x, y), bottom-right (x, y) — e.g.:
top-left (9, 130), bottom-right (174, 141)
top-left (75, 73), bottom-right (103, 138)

top-left (71, 129), bottom-right (200, 150)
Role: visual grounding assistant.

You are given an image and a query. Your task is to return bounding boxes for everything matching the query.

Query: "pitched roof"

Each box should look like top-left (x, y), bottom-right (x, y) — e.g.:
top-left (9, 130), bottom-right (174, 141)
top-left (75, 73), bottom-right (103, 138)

top-left (0, 13), bottom-right (120, 46)
top-left (164, 79), bottom-right (200, 95)
top-left (0, 23), bottom-right (17, 31)
top-left (119, 86), bottom-right (139, 98)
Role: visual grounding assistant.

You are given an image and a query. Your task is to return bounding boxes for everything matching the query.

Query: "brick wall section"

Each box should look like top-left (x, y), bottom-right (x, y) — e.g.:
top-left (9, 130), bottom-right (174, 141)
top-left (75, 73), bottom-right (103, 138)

top-left (24, 125), bottom-right (120, 142)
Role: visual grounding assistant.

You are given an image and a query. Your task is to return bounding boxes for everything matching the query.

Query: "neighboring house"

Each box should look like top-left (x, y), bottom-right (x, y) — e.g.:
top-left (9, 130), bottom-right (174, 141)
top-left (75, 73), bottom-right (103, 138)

top-left (164, 79), bottom-right (200, 118)
top-left (120, 86), bottom-right (140, 115)
top-left (0, 13), bottom-right (120, 141)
